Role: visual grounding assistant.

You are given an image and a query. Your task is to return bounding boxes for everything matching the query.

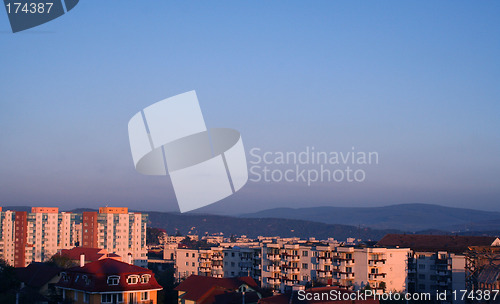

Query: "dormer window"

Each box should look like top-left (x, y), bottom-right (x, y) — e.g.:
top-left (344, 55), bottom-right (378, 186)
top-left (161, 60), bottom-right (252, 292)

top-left (82, 275), bottom-right (90, 285)
top-left (107, 275), bottom-right (120, 285)
top-left (141, 274), bottom-right (151, 284)
top-left (127, 275), bottom-right (139, 284)
top-left (61, 272), bottom-right (69, 282)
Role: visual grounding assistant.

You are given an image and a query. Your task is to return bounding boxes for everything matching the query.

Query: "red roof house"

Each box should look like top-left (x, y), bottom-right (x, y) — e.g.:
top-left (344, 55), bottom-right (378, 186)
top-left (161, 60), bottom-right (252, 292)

top-left (175, 275), bottom-right (261, 304)
top-left (55, 258), bottom-right (162, 304)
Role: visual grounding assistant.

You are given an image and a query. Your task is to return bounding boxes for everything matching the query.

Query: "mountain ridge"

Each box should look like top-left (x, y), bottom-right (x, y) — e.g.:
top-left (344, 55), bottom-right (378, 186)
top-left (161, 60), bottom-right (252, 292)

top-left (240, 203), bottom-right (500, 232)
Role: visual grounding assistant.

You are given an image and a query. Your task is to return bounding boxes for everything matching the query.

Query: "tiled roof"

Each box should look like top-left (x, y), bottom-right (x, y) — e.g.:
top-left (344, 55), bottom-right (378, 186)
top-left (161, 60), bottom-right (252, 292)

top-left (55, 258), bottom-right (162, 293)
top-left (55, 247), bottom-right (121, 262)
top-left (377, 234), bottom-right (498, 253)
top-left (14, 263), bottom-right (62, 289)
top-left (175, 275), bottom-right (259, 302)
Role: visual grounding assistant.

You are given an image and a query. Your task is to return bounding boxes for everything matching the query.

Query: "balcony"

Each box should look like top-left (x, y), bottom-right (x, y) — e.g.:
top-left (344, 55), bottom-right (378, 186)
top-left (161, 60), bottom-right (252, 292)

top-left (286, 256), bottom-right (300, 262)
top-left (340, 273), bottom-right (355, 280)
top-left (368, 273), bottom-right (386, 280)
top-left (436, 270), bottom-right (450, 276)
top-left (319, 259), bottom-right (332, 266)
top-left (268, 266), bottom-right (280, 273)
top-left (368, 260), bottom-right (386, 266)
top-left (284, 268), bottom-right (300, 275)
top-left (284, 279), bottom-right (300, 286)
top-left (267, 254), bottom-right (280, 261)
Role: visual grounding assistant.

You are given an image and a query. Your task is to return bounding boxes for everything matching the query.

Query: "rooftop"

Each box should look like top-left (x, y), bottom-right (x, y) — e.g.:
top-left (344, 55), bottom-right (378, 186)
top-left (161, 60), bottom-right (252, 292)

top-left (377, 234), bottom-right (499, 253)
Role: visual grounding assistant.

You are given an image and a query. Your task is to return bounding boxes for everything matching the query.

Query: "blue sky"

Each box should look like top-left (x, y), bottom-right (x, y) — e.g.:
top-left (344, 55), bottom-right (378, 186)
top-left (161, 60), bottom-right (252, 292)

top-left (0, 1), bottom-right (499, 214)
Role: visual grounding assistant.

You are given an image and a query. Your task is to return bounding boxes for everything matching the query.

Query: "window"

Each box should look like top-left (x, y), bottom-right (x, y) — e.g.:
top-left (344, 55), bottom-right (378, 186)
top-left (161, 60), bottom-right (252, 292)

top-left (186, 253), bottom-right (189, 257)
top-left (418, 274), bottom-right (425, 279)
top-left (419, 264), bottom-right (425, 269)
top-left (61, 272), bottom-right (69, 282)
top-left (192, 262), bottom-right (195, 266)
top-left (141, 291), bottom-right (149, 301)
top-left (302, 263), bottom-right (308, 269)
top-left (141, 274), bottom-right (151, 283)
top-left (185, 262), bottom-right (188, 266)
top-left (74, 291), bottom-right (78, 301)
top-left (192, 253), bottom-right (195, 257)
top-left (101, 294), bottom-right (112, 303)
top-left (127, 275), bottom-right (139, 284)
top-left (107, 275), bottom-right (120, 285)
top-left (83, 293), bottom-right (89, 303)
top-left (302, 251), bottom-right (308, 257)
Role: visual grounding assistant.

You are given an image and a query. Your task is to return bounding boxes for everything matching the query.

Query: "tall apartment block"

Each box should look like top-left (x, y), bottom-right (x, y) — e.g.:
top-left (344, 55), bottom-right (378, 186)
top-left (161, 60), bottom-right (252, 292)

top-left (82, 207), bottom-right (148, 267)
top-left (0, 207), bottom-right (147, 267)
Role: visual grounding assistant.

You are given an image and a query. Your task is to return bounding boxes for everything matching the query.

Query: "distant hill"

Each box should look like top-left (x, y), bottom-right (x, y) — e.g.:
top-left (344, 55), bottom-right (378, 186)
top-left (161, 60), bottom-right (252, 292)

top-left (240, 203), bottom-right (500, 232)
top-left (144, 211), bottom-right (402, 241)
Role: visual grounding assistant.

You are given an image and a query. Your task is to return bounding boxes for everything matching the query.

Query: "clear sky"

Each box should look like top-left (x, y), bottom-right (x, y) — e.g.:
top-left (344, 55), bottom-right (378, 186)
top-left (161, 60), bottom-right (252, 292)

top-left (1, 1), bottom-right (499, 214)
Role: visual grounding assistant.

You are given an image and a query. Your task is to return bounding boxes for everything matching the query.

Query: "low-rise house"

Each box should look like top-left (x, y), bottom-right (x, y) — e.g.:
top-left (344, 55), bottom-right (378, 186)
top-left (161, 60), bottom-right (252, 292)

top-left (55, 258), bottom-right (162, 304)
top-left (14, 262), bottom-right (62, 303)
top-left (175, 274), bottom-right (261, 304)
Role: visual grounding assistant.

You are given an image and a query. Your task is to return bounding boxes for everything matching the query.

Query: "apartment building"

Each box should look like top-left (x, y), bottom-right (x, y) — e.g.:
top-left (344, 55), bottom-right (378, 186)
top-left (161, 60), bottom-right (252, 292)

top-left (0, 206), bottom-right (148, 267)
top-left (175, 246), bottom-right (262, 284)
top-left (172, 238), bottom-right (408, 295)
top-left (261, 242), bottom-right (409, 293)
top-left (0, 208), bottom-right (15, 265)
top-left (82, 207), bottom-right (148, 267)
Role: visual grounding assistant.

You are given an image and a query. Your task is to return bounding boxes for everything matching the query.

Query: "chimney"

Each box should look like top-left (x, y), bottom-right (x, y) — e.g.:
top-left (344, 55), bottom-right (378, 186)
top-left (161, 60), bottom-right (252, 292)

top-left (80, 254), bottom-right (85, 267)
top-left (128, 253), bottom-right (132, 265)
